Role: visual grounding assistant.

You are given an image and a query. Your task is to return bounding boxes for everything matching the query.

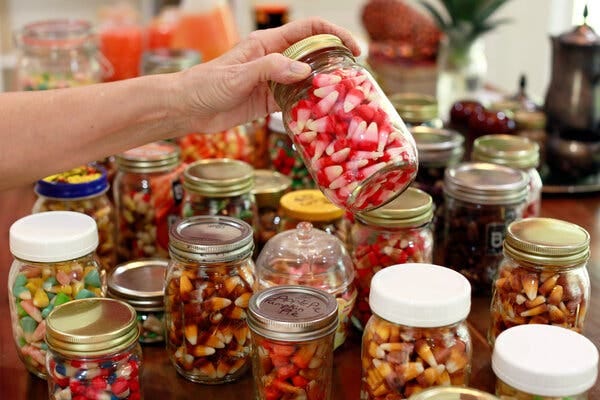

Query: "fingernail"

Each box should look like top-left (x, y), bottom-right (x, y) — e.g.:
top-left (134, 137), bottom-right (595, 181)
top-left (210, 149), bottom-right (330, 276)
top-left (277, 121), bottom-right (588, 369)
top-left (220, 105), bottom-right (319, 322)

top-left (289, 61), bottom-right (311, 75)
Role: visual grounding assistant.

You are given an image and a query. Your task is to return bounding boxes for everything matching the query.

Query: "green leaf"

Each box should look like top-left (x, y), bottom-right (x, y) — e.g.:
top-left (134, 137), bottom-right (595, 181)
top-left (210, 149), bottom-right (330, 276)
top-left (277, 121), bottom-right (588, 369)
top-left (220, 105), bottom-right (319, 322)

top-left (475, 0), bottom-right (511, 25)
top-left (420, 1), bottom-right (450, 31)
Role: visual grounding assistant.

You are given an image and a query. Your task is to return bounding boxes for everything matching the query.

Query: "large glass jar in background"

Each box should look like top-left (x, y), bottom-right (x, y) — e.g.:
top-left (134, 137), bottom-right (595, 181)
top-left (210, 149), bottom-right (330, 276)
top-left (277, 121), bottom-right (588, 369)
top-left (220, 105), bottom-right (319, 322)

top-left (14, 19), bottom-right (105, 90)
top-left (351, 187), bottom-right (434, 330)
top-left (178, 125), bottom-right (254, 164)
top-left (165, 216), bottom-right (256, 384)
top-left (8, 212), bottom-right (105, 378)
top-left (32, 164), bottom-right (116, 272)
top-left (141, 48), bottom-right (201, 75)
top-left (361, 264), bottom-right (472, 399)
top-left (45, 298), bottom-right (143, 400)
top-left (389, 93), bottom-right (443, 129)
top-left (488, 218), bottom-right (590, 345)
top-left (441, 162), bottom-right (528, 294)
top-left (492, 325), bottom-right (598, 400)
top-left (255, 221), bottom-right (356, 349)
top-left (271, 34), bottom-right (418, 212)
top-left (248, 286), bottom-right (338, 400)
top-left (114, 141), bottom-right (184, 262)
top-left (472, 134), bottom-right (542, 218)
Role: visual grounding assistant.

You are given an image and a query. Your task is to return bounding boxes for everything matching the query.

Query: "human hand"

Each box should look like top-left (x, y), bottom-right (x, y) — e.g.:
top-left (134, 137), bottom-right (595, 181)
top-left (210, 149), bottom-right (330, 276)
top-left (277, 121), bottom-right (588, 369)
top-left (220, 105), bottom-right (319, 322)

top-left (173, 17), bottom-right (360, 133)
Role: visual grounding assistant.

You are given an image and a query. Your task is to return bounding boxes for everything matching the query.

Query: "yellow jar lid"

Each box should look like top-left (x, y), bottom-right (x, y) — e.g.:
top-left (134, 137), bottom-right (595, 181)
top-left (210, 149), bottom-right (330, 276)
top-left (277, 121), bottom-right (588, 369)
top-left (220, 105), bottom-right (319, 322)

top-left (356, 187), bottom-right (433, 228)
top-left (280, 189), bottom-right (344, 222)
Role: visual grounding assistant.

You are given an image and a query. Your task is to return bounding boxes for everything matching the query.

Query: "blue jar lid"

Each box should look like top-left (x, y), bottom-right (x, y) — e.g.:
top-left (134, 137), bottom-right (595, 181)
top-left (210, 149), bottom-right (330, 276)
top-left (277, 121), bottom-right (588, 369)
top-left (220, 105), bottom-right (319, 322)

top-left (35, 164), bottom-right (108, 199)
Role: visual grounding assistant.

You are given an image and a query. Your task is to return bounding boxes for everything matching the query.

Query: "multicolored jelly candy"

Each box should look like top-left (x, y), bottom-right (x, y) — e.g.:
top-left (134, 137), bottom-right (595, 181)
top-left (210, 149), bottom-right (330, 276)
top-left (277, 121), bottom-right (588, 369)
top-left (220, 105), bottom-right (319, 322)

top-left (178, 126), bottom-right (253, 164)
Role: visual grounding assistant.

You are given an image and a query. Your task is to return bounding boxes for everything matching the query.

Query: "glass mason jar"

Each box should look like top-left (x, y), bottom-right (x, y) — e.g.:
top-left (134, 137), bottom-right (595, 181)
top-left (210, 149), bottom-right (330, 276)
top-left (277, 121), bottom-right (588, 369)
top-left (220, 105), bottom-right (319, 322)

top-left (488, 218), bottom-right (591, 345)
top-left (114, 141), bottom-right (184, 262)
top-left (32, 164), bottom-right (117, 272)
top-left (255, 222), bottom-right (356, 349)
top-left (472, 134), bottom-right (542, 218)
top-left (14, 19), bottom-right (106, 90)
top-left (141, 48), bottom-right (201, 75)
top-left (361, 264), bottom-right (472, 399)
top-left (45, 298), bottom-right (143, 400)
top-left (8, 211), bottom-right (105, 379)
top-left (389, 93), bottom-right (443, 129)
top-left (178, 125), bottom-right (254, 164)
top-left (165, 216), bottom-right (256, 384)
top-left (441, 162), bottom-right (529, 294)
top-left (248, 285), bottom-right (338, 400)
top-left (271, 34), bottom-right (418, 212)
top-left (108, 259), bottom-right (168, 344)
top-left (514, 110), bottom-right (547, 170)
top-left (351, 187), bottom-right (434, 330)
top-left (408, 387), bottom-right (500, 400)
top-left (181, 159), bottom-right (258, 231)
top-left (492, 325), bottom-right (598, 400)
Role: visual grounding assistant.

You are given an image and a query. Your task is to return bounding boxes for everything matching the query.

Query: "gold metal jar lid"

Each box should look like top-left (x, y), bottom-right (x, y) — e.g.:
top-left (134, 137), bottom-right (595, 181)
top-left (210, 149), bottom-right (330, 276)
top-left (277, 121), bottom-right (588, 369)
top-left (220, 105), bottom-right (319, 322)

top-left (356, 187), bottom-right (433, 228)
top-left (408, 387), bottom-right (500, 400)
top-left (504, 217), bottom-right (590, 266)
top-left (514, 110), bottom-right (546, 130)
top-left (45, 298), bottom-right (139, 357)
top-left (280, 189), bottom-right (344, 222)
top-left (248, 285), bottom-right (338, 342)
top-left (410, 126), bottom-right (464, 166)
top-left (389, 93), bottom-right (439, 123)
top-left (107, 258), bottom-right (168, 312)
top-left (472, 134), bottom-right (539, 169)
top-left (252, 169), bottom-right (292, 209)
top-left (115, 141), bottom-right (180, 173)
top-left (183, 159), bottom-right (254, 198)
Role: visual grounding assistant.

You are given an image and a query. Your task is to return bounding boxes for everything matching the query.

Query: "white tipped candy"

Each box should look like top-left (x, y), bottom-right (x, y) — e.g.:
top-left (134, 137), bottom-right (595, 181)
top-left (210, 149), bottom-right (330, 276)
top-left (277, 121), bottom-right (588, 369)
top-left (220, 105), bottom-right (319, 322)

top-left (331, 148), bottom-right (350, 163)
top-left (313, 84), bottom-right (338, 98)
top-left (306, 116), bottom-right (329, 133)
top-left (313, 73), bottom-right (342, 87)
top-left (315, 91), bottom-right (339, 115)
top-left (343, 88), bottom-right (365, 112)
top-left (324, 165), bottom-right (343, 182)
top-left (298, 131), bottom-right (317, 143)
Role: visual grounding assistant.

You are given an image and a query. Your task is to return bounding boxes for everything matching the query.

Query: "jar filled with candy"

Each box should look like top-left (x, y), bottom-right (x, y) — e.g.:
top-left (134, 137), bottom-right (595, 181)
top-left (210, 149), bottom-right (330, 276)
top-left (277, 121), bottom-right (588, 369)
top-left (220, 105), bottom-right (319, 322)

top-left (108, 259), bottom-right (168, 344)
top-left (178, 125), bottom-right (254, 164)
top-left (488, 218), bottom-right (590, 345)
top-left (45, 298), bottom-right (143, 400)
top-left (248, 285), bottom-right (338, 400)
top-left (271, 34), bottom-right (418, 211)
top-left (256, 221), bottom-right (356, 349)
top-left (389, 93), bottom-right (443, 129)
top-left (165, 216), bottom-right (256, 383)
top-left (350, 187), bottom-right (434, 329)
top-left (361, 264), bottom-right (472, 399)
top-left (32, 164), bottom-right (116, 272)
top-left (113, 141), bottom-right (184, 262)
top-left (8, 211), bottom-right (105, 378)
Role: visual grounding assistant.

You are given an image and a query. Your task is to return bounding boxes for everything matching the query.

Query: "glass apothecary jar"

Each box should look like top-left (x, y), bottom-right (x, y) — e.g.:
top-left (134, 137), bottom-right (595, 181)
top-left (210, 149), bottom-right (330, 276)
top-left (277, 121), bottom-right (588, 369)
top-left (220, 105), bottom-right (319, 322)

top-left (256, 221), bottom-right (356, 349)
top-left (114, 141), bottom-right (184, 262)
top-left (33, 164), bottom-right (117, 272)
top-left (488, 218), bottom-right (590, 345)
top-left (271, 34), bottom-right (418, 212)
top-left (165, 216), bottom-right (256, 384)
top-left (351, 187), bottom-right (434, 330)
top-left (492, 325), bottom-right (598, 400)
top-left (45, 298), bottom-right (143, 400)
top-left (441, 162), bottom-right (528, 294)
top-left (108, 258), bottom-right (168, 344)
top-left (361, 264), bottom-right (472, 399)
top-left (248, 285), bottom-right (338, 400)
top-left (472, 134), bottom-right (542, 218)
top-left (389, 93), bottom-right (443, 129)
top-left (9, 211), bottom-right (105, 379)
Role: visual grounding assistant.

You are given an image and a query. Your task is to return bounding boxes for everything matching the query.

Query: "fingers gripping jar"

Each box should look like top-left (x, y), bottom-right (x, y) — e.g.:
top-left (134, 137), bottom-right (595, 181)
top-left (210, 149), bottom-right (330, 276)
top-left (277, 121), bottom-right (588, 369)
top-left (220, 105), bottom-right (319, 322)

top-left (361, 264), bottom-right (472, 399)
top-left (165, 216), bottom-right (256, 384)
top-left (271, 34), bottom-right (418, 212)
top-left (488, 218), bottom-right (591, 345)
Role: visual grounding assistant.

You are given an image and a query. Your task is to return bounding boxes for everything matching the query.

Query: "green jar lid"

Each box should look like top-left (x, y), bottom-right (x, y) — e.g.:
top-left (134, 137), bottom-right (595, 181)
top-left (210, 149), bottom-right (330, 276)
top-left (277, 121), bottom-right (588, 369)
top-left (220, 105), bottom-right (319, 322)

top-left (390, 93), bottom-right (439, 124)
top-left (183, 159), bottom-right (254, 198)
top-left (356, 187), bottom-right (433, 228)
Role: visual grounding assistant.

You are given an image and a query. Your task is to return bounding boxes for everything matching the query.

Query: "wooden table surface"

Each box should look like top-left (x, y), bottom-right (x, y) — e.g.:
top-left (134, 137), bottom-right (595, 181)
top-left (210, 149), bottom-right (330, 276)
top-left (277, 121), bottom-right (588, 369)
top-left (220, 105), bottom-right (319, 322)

top-left (0, 186), bottom-right (598, 399)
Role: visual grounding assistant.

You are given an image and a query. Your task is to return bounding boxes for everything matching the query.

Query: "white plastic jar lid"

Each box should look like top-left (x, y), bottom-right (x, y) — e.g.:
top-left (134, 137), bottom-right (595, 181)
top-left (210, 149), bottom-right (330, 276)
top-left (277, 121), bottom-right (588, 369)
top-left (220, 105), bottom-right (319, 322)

top-left (492, 324), bottom-right (598, 396)
top-left (10, 211), bottom-right (98, 262)
top-left (369, 263), bottom-right (471, 327)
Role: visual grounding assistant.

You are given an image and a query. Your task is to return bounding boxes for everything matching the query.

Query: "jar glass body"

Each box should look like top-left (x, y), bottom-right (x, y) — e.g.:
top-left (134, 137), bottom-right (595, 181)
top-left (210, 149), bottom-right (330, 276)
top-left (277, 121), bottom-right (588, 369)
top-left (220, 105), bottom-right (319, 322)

top-left (268, 129), bottom-right (315, 189)
top-left (181, 191), bottom-right (258, 230)
top-left (488, 254), bottom-right (589, 346)
top-left (280, 214), bottom-right (347, 243)
top-left (164, 257), bottom-right (256, 383)
top-left (250, 332), bottom-right (335, 400)
top-left (350, 221), bottom-right (433, 329)
top-left (46, 341), bottom-right (143, 399)
top-left (137, 310), bottom-right (165, 344)
top-left (256, 203), bottom-right (284, 253)
top-left (178, 126), bottom-right (254, 164)
top-left (32, 193), bottom-right (117, 272)
top-left (8, 253), bottom-right (106, 378)
top-left (522, 167), bottom-right (542, 218)
top-left (495, 378), bottom-right (588, 400)
top-left (361, 315), bottom-right (472, 399)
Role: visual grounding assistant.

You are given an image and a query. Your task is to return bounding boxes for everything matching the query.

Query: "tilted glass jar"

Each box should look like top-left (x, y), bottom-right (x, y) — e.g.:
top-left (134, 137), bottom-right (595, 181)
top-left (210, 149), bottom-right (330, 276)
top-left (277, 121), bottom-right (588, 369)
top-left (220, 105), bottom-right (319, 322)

top-left (351, 187), bottom-right (434, 330)
top-left (361, 264), bottom-right (472, 399)
top-left (108, 258), bottom-right (168, 344)
top-left (271, 34), bottom-right (418, 212)
top-left (492, 325), bottom-right (598, 400)
top-left (8, 211), bottom-right (105, 379)
top-left (114, 141), bottom-right (184, 262)
top-left (32, 164), bottom-right (117, 272)
top-left (389, 93), bottom-right (443, 129)
top-left (248, 285), bottom-right (338, 400)
top-left (45, 298), bottom-right (143, 400)
top-left (441, 162), bottom-right (529, 294)
top-left (165, 216), bottom-right (256, 384)
top-left (488, 218), bottom-right (590, 345)
top-left (472, 134), bottom-right (542, 218)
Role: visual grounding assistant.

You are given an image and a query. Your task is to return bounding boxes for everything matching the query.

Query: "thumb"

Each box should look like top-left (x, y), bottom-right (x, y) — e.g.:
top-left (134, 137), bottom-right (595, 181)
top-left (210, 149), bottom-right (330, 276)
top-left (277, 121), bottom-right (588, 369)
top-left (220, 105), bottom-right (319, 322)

top-left (238, 53), bottom-right (312, 87)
